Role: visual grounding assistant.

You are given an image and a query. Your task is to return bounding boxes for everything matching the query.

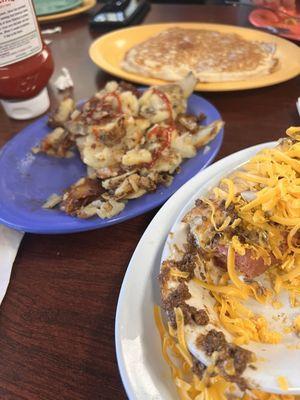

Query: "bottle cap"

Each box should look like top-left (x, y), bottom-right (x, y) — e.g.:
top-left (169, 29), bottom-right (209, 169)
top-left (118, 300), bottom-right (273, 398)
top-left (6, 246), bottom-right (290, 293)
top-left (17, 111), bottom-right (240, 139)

top-left (1, 88), bottom-right (50, 120)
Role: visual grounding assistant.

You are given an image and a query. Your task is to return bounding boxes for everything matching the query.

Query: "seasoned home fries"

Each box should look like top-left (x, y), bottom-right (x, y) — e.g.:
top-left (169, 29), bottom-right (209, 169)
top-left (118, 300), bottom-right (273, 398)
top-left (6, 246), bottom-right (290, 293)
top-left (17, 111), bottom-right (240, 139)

top-left (33, 74), bottom-right (223, 219)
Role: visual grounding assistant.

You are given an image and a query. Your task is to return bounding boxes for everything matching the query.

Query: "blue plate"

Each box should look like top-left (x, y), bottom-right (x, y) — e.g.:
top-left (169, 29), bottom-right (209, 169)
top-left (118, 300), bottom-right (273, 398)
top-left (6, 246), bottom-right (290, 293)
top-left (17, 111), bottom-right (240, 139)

top-left (0, 95), bottom-right (223, 234)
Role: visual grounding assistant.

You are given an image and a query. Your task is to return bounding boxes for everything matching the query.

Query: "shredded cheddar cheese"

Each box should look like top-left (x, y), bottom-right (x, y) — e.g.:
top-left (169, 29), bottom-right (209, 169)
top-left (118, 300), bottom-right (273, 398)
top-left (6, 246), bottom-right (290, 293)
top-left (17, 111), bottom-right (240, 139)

top-left (211, 128), bottom-right (300, 306)
top-left (272, 300), bottom-right (283, 310)
top-left (286, 126), bottom-right (300, 140)
top-left (227, 245), bottom-right (249, 292)
top-left (170, 269), bottom-right (190, 279)
top-left (154, 305), bottom-right (298, 400)
top-left (287, 224), bottom-right (300, 254)
top-left (195, 244), bottom-right (281, 345)
top-left (277, 376), bottom-right (289, 391)
top-left (293, 315), bottom-right (300, 334)
top-left (221, 178), bottom-right (235, 209)
top-left (175, 307), bottom-right (192, 367)
top-left (190, 129), bottom-right (300, 345)
top-left (215, 295), bottom-right (281, 346)
top-left (155, 128), bottom-right (300, 399)
top-left (231, 235), bottom-right (246, 256)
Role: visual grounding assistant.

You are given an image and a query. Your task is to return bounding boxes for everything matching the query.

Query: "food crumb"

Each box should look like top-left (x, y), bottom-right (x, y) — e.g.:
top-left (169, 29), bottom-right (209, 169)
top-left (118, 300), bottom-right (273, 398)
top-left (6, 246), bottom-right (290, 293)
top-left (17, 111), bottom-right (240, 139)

top-left (271, 300), bottom-right (283, 310)
top-left (283, 326), bottom-right (292, 334)
top-left (193, 309), bottom-right (209, 326)
top-left (203, 145), bottom-right (210, 154)
top-left (293, 315), bottom-right (300, 335)
top-left (277, 376), bottom-right (289, 391)
top-left (249, 364), bottom-right (257, 370)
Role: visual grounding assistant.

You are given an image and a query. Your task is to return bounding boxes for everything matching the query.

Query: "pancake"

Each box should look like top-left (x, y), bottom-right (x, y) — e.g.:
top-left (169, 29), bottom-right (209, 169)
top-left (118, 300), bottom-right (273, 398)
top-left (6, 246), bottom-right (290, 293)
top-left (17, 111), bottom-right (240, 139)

top-left (122, 27), bottom-right (277, 83)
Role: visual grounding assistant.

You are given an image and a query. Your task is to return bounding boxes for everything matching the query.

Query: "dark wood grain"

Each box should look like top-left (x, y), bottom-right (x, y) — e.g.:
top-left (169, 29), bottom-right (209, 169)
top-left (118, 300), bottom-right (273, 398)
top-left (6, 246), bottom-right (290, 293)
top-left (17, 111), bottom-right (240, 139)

top-left (0, 4), bottom-right (299, 400)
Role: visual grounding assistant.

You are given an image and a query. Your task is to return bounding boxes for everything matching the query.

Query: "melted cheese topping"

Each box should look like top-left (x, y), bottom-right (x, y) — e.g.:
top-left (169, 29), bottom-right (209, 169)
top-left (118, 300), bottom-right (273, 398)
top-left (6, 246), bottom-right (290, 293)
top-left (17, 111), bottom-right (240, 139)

top-left (156, 128), bottom-right (300, 398)
top-left (210, 128), bottom-right (300, 320)
top-left (154, 305), bottom-right (297, 399)
top-left (193, 244), bottom-right (280, 345)
top-left (170, 269), bottom-right (190, 279)
top-left (225, 129), bottom-right (300, 267)
top-left (277, 376), bottom-right (289, 391)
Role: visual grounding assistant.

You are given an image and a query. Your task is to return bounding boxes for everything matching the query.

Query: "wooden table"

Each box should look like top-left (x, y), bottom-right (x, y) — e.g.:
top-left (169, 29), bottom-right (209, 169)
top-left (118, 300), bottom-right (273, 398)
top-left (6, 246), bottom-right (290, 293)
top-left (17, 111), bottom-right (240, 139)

top-left (0, 4), bottom-right (299, 400)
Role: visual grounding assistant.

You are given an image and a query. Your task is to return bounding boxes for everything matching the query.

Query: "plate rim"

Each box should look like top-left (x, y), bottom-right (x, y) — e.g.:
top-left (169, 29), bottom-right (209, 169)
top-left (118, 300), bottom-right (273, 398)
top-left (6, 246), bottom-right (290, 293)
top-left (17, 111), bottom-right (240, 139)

top-left (34, 0), bottom-right (83, 17)
top-left (115, 141), bottom-right (275, 400)
top-left (0, 94), bottom-right (223, 234)
top-left (89, 22), bottom-right (300, 92)
top-left (37, 0), bottom-right (96, 23)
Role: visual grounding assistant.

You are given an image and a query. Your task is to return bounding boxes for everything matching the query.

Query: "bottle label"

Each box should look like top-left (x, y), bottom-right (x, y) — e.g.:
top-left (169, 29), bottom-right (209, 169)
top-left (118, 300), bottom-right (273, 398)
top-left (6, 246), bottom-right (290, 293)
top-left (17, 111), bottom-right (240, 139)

top-left (0, 0), bottom-right (43, 67)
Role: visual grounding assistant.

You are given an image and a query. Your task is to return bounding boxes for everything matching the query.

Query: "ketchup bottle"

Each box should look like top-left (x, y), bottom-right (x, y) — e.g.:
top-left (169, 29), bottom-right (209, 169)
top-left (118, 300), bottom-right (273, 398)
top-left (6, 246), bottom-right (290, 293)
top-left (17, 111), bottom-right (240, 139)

top-left (0, 0), bottom-right (54, 120)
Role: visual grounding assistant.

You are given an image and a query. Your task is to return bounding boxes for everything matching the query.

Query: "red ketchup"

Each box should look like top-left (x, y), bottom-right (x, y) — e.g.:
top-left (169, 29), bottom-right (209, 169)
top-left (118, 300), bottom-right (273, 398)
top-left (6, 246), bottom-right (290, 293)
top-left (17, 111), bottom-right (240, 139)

top-left (0, 0), bottom-right (54, 120)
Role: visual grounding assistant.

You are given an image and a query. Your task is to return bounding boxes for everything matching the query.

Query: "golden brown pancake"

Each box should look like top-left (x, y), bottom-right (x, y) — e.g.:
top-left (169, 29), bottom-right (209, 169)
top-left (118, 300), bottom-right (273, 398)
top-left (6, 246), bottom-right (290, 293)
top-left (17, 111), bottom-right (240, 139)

top-left (122, 28), bottom-right (277, 83)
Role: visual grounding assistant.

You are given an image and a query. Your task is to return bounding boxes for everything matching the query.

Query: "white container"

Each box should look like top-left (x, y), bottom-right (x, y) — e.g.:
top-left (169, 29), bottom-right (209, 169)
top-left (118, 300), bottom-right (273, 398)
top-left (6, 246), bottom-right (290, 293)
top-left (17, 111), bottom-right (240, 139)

top-left (1, 88), bottom-right (50, 120)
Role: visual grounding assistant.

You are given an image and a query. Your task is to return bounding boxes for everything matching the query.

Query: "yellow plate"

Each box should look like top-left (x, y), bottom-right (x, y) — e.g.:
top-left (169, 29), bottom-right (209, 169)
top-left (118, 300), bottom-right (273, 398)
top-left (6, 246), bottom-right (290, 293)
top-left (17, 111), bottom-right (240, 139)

top-left (38, 0), bottom-right (96, 23)
top-left (89, 22), bottom-right (300, 91)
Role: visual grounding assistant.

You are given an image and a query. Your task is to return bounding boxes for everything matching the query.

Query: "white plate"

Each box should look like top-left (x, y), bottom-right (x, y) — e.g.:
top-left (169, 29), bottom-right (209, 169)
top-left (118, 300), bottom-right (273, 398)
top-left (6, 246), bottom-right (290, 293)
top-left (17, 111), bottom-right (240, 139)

top-left (161, 144), bottom-right (300, 395)
top-left (115, 142), bottom-right (275, 400)
top-left (0, 226), bottom-right (23, 304)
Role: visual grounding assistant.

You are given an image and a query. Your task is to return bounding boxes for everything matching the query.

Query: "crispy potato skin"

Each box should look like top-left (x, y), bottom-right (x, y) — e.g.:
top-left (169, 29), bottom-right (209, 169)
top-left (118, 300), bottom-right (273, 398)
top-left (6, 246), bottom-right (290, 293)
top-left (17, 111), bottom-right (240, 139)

top-left (35, 77), bottom-right (223, 219)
